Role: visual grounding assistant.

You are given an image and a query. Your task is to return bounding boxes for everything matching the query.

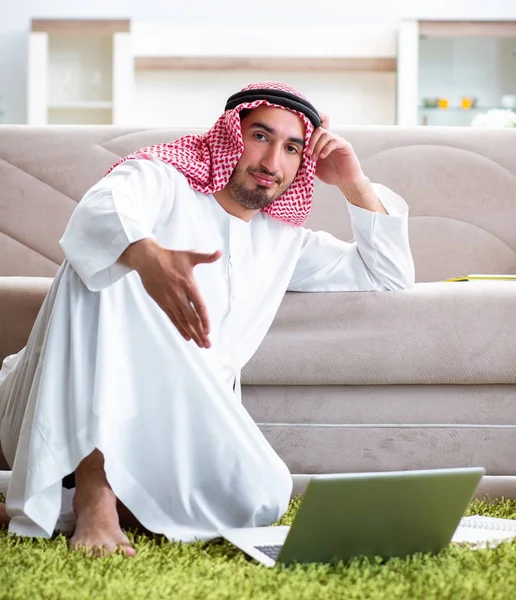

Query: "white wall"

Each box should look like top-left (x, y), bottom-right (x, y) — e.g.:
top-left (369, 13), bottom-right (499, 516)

top-left (133, 70), bottom-right (397, 128)
top-left (2, 0), bottom-right (516, 124)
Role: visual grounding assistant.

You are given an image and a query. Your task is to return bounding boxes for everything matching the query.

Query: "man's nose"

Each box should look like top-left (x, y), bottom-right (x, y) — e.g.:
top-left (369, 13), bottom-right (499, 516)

top-left (260, 143), bottom-right (282, 175)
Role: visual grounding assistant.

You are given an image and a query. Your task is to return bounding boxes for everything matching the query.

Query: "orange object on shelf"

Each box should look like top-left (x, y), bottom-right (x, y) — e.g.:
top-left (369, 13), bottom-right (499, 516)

top-left (438, 98), bottom-right (449, 109)
top-left (461, 97), bottom-right (474, 109)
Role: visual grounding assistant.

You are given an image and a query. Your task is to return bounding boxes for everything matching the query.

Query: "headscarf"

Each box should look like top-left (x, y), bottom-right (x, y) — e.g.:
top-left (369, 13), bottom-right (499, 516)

top-left (105, 82), bottom-right (321, 226)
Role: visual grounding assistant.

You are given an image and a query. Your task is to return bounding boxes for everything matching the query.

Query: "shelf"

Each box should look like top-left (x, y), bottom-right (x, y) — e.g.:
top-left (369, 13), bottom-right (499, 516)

top-left (419, 106), bottom-right (512, 112)
top-left (48, 101), bottom-right (113, 110)
top-left (31, 19), bottom-right (130, 35)
top-left (419, 21), bottom-right (516, 38)
top-left (134, 56), bottom-right (397, 72)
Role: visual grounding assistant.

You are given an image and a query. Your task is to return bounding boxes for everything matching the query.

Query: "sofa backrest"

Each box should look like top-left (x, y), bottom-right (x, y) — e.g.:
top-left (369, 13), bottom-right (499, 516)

top-left (1, 125), bottom-right (515, 282)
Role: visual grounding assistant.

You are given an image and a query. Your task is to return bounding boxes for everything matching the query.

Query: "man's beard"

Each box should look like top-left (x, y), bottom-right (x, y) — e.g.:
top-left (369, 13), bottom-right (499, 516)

top-left (226, 167), bottom-right (289, 210)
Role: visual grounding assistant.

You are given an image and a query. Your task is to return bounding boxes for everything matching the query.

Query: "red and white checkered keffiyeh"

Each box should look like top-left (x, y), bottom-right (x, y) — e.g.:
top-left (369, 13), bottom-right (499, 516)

top-left (105, 82), bottom-right (317, 226)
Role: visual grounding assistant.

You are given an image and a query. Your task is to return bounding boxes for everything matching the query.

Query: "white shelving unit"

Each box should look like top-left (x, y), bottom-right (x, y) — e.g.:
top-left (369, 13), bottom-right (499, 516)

top-left (27, 20), bottom-right (133, 125)
top-left (397, 20), bottom-right (516, 127)
top-left (27, 19), bottom-right (516, 128)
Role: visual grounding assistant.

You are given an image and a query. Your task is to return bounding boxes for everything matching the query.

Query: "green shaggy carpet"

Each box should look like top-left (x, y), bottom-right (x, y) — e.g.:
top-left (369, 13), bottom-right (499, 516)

top-left (2, 494), bottom-right (516, 600)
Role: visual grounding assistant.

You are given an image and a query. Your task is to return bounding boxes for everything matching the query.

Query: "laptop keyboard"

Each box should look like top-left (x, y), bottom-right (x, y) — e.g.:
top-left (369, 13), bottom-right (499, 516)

top-left (255, 544), bottom-right (283, 561)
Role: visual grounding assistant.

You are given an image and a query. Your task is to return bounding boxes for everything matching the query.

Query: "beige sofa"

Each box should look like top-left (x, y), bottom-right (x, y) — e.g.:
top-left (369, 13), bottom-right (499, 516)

top-left (1, 125), bottom-right (516, 498)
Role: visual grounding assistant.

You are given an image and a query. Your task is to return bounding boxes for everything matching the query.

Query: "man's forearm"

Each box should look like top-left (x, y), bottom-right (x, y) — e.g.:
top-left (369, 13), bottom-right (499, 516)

top-left (339, 177), bottom-right (388, 215)
top-left (118, 238), bottom-right (162, 273)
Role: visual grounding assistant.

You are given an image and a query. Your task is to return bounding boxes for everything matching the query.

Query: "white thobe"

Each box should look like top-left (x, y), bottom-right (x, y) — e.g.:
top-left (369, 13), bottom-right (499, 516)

top-left (0, 159), bottom-right (414, 540)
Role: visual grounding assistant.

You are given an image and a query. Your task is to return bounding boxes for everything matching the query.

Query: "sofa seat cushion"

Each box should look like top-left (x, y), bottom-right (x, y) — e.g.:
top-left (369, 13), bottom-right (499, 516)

top-left (242, 281), bottom-right (516, 385)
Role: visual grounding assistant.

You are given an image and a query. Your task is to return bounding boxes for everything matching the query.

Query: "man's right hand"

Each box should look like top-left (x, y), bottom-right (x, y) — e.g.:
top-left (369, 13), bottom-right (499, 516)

top-left (119, 239), bottom-right (222, 348)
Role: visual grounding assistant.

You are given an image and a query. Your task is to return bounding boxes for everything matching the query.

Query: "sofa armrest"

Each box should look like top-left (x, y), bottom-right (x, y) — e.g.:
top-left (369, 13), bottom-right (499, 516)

top-left (0, 277), bottom-right (53, 365)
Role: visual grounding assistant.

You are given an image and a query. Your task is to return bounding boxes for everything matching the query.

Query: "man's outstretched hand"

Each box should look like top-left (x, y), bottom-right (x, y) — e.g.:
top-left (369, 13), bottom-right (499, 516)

top-left (119, 239), bottom-right (222, 348)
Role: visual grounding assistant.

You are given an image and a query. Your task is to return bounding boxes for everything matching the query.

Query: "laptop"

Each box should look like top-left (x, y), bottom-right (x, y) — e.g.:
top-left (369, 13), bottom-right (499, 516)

top-left (219, 466), bottom-right (485, 567)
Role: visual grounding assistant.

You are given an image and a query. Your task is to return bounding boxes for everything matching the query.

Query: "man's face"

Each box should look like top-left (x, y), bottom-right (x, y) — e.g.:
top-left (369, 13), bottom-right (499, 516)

top-left (226, 106), bottom-right (305, 211)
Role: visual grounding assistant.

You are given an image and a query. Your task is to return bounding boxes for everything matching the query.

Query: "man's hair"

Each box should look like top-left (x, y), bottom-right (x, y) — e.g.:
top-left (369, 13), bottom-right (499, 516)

top-left (239, 108), bottom-right (253, 121)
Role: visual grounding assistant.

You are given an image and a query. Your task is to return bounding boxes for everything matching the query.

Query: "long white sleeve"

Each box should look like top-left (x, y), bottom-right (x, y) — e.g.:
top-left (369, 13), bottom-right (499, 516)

top-left (287, 183), bottom-right (415, 292)
top-left (59, 159), bottom-right (175, 291)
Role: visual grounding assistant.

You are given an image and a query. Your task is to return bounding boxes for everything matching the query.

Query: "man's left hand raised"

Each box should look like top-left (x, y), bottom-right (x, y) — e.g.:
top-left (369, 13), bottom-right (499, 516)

top-left (306, 115), bottom-right (365, 187)
top-left (307, 115), bottom-right (387, 214)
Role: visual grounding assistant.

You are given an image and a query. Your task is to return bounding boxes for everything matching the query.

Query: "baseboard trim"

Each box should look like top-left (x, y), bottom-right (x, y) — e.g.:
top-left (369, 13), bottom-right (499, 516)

top-left (292, 473), bottom-right (516, 500)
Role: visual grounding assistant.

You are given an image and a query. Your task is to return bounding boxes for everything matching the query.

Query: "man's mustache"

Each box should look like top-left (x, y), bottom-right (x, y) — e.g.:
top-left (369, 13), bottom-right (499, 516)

top-left (249, 167), bottom-right (282, 185)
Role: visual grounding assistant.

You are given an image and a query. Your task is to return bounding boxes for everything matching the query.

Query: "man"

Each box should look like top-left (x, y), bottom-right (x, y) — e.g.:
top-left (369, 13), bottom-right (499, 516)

top-left (0, 82), bottom-right (415, 556)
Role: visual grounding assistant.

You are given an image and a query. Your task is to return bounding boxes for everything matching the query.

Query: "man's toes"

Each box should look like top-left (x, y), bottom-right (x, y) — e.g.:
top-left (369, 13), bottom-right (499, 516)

top-left (69, 541), bottom-right (92, 555)
top-left (69, 536), bottom-right (135, 557)
top-left (97, 543), bottom-right (135, 558)
top-left (115, 534), bottom-right (136, 557)
top-left (119, 544), bottom-right (136, 557)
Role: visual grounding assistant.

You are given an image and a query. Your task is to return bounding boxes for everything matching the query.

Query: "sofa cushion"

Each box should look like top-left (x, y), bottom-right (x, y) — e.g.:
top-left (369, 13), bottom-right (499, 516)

top-left (241, 281), bottom-right (516, 385)
top-left (1, 126), bottom-right (516, 282)
top-left (0, 277), bottom-right (53, 364)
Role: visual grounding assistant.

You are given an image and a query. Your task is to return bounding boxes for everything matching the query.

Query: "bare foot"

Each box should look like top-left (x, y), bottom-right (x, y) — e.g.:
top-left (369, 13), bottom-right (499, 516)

top-left (0, 502), bottom-right (10, 527)
top-left (70, 486), bottom-right (136, 557)
top-left (69, 449), bottom-right (136, 557)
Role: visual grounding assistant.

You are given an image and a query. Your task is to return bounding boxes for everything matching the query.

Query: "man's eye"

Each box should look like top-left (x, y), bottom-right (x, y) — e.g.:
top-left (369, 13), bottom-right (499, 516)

top-left (254, 133), bottom-right (267, 141)
top-left (286, 145), bottom-right (299, 154)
